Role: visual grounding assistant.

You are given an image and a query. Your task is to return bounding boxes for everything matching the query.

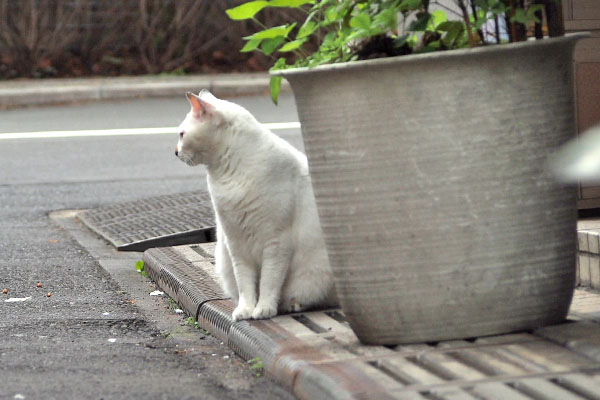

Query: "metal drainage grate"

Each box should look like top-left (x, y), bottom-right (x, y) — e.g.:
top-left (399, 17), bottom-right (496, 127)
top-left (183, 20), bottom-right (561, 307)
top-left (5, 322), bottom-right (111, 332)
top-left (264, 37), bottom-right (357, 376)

top-left (78, 191), bottom-right (216, 251)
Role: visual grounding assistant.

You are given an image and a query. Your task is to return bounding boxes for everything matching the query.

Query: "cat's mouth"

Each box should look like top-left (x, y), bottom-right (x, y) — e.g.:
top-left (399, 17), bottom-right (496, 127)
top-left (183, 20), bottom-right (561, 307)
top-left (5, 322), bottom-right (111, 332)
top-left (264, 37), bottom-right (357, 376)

top-left (177, 153), bottom-right (196, 166)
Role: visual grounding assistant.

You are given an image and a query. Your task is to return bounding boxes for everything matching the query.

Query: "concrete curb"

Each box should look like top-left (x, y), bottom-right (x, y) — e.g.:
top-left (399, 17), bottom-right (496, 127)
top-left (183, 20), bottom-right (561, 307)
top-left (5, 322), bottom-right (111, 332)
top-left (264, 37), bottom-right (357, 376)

top-left (142, 245), bottom-right (386, 399)
top-left (0, 72), bottom-right (287, 108)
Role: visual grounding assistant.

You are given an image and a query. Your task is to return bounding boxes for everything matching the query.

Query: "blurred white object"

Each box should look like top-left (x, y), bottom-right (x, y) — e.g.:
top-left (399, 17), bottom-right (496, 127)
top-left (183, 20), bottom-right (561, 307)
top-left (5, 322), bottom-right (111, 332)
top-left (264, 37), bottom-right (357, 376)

top-left (4, 297), bottom-right (31, 303)
top-left (550, 124), bottom-right (600, 183)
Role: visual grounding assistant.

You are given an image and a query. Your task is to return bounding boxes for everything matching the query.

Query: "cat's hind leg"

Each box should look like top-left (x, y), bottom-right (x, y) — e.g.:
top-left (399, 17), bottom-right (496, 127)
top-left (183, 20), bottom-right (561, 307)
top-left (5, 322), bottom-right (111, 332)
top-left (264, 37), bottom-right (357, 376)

top-left (280, 276), bottom-right (337, 314)
top-left (280, 251), bottom-right (338, 314)
top-left (279, 298), bottom-right (304, 313)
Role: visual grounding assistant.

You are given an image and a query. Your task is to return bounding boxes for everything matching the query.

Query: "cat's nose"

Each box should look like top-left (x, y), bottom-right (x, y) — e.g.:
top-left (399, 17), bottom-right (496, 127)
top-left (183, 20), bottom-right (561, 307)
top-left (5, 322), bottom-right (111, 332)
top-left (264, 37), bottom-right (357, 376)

top-left (175, 148), bottom-right (178, 157)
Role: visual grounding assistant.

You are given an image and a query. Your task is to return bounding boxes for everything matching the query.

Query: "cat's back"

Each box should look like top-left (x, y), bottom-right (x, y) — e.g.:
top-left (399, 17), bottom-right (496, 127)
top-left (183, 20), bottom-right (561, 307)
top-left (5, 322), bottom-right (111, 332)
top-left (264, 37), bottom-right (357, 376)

top-left (220, 100), bottom-right (307, 176)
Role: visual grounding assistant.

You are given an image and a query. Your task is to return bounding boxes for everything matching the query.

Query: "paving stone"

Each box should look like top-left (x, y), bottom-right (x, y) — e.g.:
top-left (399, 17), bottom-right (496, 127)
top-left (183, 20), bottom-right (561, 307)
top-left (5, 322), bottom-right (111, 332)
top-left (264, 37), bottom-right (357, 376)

top-left (535, 321), bottom-right (600, 363)
top-left (576, 220), bottom-right (600, 290)
top-left (580, 254), bottom-right (592, 286)
top-left (579, 231), bottom-right (590, 252)
top-left (469, 382), bottom-right (532, 400)
top-left (569, 289), bottom-right (600, 322)
top-left (556, 373), bottom-right (600, 400)
top-left (512, 377), bottom-right (589, 400)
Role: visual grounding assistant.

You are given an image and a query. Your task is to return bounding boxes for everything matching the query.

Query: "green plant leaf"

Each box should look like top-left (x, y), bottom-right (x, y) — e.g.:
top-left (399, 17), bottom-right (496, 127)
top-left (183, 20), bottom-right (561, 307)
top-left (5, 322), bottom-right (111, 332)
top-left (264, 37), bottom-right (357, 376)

top-left (399, 0), bottom-right (421, 12)
top-left (346, 30), bottom-right (369, 42)
top-left (135, 260), bottom-right (148, 277)
top-left (272, 57), bottom-right (287, 70)
top-left (248, 357), bottom-right (264, 370)
top-left (394, 35), bottom-right (409, 48)
top-left (269, 75), bottom-right (282, 105)
top-left (491, 2), bottom-right (507, 14)
top-left (474, 0), bottom-right (506, 13)
top-left (261, 37), bottom-right (286, 55)
top-left (186, 317), bottom-right (200, 329)
top-left (470, 9), bottom-right (488, 30)
top-left (349, 13), bottom-right (371, 30)
top-left (437, 20), bottom-right (465, 48)
top-left (510, 6), bottom-right (542, 25)
top-left (269, 0), bottom-right (314, 7)
top-left (408, 12), bottom-right (430, 31)
top-left (297, 19), bottom-right (317, 39)
top-left (527, 4), bottom-right (544, 22)
top-left (324, 7), bottom-right (339, 23)
top-left (426, 10), bottom-right (447, 31)
top-left (419, 40), bottom-right (442, 53)
top-left (279, 38), bottom-right (308, 52)
top-left (226, 1), bottom-right (269, 20)
top-left (373, 8), bottom-right (399, 31)
top-left (246, 23), bottom-right (297, 40)
top-left (436, 20), bottom-right (462, 32)
top-left (135, 261), bottom-right (144, 272)
top-left (240, 38), bottom-right (262, 52)
top-left (512, 8), bottom-right (527, 24)
top-left (321, 31), bottom-right (336, 47)
top-left (407, 34), bottom-right (418, 47)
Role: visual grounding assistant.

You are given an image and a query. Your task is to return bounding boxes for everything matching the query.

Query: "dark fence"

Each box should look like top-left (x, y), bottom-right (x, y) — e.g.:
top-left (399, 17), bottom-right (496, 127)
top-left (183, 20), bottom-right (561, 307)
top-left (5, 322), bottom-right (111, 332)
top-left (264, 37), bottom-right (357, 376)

top-left (0, 0), bottom-right (295, 79)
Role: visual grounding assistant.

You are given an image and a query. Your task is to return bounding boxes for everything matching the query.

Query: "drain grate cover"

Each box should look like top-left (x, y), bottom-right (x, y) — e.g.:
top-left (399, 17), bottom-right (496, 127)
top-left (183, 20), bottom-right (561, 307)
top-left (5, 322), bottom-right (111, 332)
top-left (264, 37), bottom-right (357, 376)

top-left (79, 191), bottom-right (215, 251)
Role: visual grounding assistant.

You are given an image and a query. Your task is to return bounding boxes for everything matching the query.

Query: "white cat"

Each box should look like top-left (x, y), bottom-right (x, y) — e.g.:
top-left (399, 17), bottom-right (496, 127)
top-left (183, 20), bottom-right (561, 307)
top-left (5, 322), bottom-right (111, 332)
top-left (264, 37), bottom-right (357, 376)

top-left (175, 91), bottom-right (337, 321)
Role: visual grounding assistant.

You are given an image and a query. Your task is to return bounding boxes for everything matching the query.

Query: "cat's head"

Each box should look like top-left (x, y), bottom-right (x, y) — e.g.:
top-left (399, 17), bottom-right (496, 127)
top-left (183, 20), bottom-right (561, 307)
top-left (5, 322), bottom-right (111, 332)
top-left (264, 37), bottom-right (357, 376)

top-left (175, 90), bottom-right (227, 166)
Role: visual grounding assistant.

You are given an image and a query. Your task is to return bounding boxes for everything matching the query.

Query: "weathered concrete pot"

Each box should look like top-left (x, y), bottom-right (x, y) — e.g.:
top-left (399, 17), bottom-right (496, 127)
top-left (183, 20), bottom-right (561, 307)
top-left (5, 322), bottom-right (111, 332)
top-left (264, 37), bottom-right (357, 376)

top-left (276, 34), bottom-right (586, 345)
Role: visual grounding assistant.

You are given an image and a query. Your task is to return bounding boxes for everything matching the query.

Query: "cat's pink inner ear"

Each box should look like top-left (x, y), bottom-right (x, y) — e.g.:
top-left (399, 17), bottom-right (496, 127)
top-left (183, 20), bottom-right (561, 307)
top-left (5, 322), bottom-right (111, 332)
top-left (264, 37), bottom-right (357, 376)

top-left (186, 92), bottom-right (210, 118)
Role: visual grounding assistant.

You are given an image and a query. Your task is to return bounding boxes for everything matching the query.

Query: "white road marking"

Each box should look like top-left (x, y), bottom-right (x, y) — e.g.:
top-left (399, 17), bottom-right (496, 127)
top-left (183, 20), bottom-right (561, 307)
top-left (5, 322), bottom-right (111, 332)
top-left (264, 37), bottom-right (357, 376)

top-left (0, 122), bottom-right (301, 140)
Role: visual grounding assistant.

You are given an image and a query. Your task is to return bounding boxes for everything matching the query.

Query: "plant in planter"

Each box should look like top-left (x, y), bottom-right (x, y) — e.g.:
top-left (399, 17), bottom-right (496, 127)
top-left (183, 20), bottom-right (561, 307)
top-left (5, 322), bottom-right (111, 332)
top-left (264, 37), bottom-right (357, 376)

top-left (228, 0), bottom-right (566, 102)
top-left (228, 0), bottom-right (586, 345)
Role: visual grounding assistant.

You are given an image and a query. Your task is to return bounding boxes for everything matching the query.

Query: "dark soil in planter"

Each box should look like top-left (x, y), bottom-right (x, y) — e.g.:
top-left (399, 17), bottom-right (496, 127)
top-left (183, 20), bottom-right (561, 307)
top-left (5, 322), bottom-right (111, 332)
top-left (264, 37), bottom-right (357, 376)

top-left (355, 35), bottom-right (413, 60)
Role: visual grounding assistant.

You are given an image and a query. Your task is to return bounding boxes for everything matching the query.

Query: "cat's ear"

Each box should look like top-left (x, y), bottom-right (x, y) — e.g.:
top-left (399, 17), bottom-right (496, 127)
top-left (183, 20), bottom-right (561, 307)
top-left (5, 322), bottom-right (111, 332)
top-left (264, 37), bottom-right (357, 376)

top-left (186, 92), bottom-right (214, 119)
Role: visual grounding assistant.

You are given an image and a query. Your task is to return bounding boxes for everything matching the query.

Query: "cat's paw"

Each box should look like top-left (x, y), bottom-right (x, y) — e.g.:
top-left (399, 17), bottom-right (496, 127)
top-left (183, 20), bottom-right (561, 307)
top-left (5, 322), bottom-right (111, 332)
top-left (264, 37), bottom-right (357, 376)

top-left (232, 305), bottom-right (254, 321)
top-left (252, 303), bottom-right (278, 320)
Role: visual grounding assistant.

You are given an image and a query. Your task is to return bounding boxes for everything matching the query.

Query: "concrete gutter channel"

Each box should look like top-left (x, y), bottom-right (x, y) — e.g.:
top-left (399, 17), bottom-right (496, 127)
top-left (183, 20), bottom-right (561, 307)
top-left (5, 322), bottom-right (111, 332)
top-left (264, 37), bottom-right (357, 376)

top-left (4, 74), bottom-right (600, 398)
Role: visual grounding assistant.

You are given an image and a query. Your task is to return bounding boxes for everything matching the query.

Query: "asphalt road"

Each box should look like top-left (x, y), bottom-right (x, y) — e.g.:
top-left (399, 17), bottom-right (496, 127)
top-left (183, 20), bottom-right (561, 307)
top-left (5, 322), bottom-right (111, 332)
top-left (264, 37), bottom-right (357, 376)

top-left (0, 94), bottom-right (300, 399)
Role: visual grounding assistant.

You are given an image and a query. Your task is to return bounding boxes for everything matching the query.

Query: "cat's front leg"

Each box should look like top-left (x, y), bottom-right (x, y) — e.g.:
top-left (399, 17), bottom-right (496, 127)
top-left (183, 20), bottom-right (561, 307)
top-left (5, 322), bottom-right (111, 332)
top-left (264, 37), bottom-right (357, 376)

top-left (252, 240), bottom-right (291, 320)
top-left (215, 228), bottom-right (238, 302)
top-left (230, 257), bottom-right (258, 321)
top-left (232, 298), bottom-right (255, 321)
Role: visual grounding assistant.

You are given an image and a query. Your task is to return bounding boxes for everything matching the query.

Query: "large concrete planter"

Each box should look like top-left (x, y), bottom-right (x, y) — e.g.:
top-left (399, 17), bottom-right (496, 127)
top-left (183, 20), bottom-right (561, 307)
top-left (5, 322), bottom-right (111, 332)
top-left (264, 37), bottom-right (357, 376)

top-left (277, 34), bottom-right (586, 345)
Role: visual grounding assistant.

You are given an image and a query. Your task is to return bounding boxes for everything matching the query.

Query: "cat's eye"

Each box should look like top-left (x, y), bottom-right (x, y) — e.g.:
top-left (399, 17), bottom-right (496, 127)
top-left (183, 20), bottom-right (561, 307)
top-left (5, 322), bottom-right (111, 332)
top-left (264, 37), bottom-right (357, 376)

top-left (179, 131), bottom-right (184, 138)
